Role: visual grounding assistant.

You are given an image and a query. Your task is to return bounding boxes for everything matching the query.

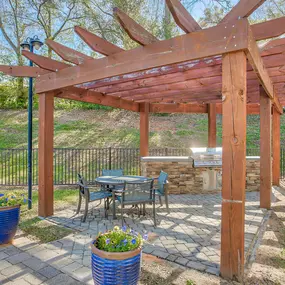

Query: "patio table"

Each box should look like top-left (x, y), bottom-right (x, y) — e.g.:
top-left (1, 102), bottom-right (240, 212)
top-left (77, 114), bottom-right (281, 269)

top-left (95, 175), bottom-right (150, 219)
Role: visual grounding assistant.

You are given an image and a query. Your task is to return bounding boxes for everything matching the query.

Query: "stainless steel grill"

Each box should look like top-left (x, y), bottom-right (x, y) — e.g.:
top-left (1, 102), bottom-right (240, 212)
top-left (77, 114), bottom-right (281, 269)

top-left (190, 147), bottom-right (222, 168)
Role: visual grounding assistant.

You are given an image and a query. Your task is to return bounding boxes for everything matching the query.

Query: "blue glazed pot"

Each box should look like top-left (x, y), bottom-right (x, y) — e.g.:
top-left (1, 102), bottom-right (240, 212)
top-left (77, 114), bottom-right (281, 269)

top-left (91, 240), bottom-right (142, 285)
top-left (0, 205), bottom-right (20, 244)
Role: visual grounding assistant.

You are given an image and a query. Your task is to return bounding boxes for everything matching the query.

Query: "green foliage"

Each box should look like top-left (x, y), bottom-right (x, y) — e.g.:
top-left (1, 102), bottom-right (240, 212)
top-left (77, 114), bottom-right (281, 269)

top-left (96, 226), bottom-right (145, 252)
top-left (186, 280), bottom-right (196, 285)
top-left (0, 192), bottom-right (28, 207)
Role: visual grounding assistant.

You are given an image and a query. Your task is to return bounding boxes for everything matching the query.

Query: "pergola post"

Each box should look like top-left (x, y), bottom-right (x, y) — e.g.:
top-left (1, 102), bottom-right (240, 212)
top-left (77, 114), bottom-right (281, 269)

top-left (208, 103), bottom-right (217, 147)
top-left (220, 51), bottom-right (247, 280)
top-left (260, 87), bottom-right (272, 209)
top-left (140, 102), bottom-right (149, 157)
top-left (38, 92), bottom-right (54, 217)
top-left (272, 107), bottom-right (281, 186)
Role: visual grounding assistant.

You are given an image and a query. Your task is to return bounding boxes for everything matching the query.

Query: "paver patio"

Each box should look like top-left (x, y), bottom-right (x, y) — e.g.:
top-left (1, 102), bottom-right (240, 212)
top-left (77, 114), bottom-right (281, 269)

top-left (0, 190), bottom-right (272, 284)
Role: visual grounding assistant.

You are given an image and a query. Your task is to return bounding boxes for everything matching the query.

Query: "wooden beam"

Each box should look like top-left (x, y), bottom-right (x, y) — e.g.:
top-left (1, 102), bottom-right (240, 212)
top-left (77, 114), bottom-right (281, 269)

top-left (246, 26), bottom-right (284, 114)
top-left (272, 107), bottom-right (281, 186)
top-left (22, 51), bottom-right (70, 71)
top-left (221, 51), bottom-right (247, 280)
top-left (0, 65), bottom-right (48, 77)
top-left (114, 7), bottom-right (158, 46)
top-left (260, 86), bottom-right (272, 209)
top-left (221, 0), bottom-right (266, 23)
top-left (45, 39), bottom-right (93, 65)
top-left (251, 17), bottom-right (285, 41)
top-left (208, 104), bottom-right (217, 147)
top-left (149, 103), bottom-right (260, 114)
top-left (55, 87), bottom-right (139, 112)
top-left (38, 92), bottom-right (54, 217)
top-left (140, 102), bottom-right (149, 156)
top-left (74, 26), bottom-right (124, 56)
top-left (166, 0), bottom-right (201, 33)
top-left (36, 19), bottom-right (249, 93)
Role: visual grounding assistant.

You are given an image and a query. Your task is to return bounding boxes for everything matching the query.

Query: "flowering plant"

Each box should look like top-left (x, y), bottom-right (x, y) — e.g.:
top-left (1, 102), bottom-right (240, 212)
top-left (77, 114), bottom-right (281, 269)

top-left (95, 226), bottom-right (148, 253)
top-left (0, 193), bottom-right (28, 207)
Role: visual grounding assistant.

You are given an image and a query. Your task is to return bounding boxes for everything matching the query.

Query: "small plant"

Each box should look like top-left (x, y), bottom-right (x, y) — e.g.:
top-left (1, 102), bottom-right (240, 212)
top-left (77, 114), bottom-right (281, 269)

top-left (0, 193), bottom-right (28, 207)
top-left (95, 226), bottom-right (148, 253)
top-left (186, 280), bottom-right (196, 285)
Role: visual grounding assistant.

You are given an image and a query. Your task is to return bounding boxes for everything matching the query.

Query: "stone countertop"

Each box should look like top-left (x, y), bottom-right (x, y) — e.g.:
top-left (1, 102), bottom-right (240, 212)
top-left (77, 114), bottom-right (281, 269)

top-left (141, 156), bottom-right (260, 162)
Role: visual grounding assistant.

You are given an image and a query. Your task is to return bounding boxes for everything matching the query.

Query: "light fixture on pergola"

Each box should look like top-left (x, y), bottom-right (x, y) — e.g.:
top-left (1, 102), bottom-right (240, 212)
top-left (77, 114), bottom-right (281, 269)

top-left (0, 0), bottom-right (284, 280)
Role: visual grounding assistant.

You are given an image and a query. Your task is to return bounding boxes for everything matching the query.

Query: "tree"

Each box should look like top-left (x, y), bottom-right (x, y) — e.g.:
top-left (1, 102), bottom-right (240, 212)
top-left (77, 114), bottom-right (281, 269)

top-left (0, 0), bottom-right (30, 106)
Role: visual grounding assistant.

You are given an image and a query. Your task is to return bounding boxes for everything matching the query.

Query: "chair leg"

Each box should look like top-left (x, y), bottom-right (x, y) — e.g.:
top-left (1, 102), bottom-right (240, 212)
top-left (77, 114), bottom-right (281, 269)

top-left (104, 199), bottom-right (108, 218)
top-left (159, 195), bottom-right (163, 206)
top-left (82, 198), bottom-right (89, 223)
top-left (143, 203), bottom-right (146, 216)
top-left (153, 201), bottom-right (156, 227)
top-left (165, 194), bottom-right (170, 214)
top-left (121, 203), bottom-right (124, 226)
top-left (76, 193), bottom-right (82, 214)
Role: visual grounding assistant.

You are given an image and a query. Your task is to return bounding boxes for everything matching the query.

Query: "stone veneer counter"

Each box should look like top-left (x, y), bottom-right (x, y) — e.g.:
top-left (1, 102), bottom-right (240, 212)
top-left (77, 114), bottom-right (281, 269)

top-left (141, 156), bottom-right (260, 194)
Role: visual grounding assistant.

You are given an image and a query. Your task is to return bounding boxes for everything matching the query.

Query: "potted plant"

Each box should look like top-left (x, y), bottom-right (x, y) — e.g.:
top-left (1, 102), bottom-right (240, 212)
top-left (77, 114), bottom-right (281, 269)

top-left (0, 193), bottom-right (27, 244)
top-left (91, 225), bottom-right (148, 285)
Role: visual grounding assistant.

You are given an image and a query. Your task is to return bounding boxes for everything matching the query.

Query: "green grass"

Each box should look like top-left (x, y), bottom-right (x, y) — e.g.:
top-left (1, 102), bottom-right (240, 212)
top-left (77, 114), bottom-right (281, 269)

top-left (3, 189), bottom-right (79, 243)
top-left (1, 109), bottom-right (284, 150)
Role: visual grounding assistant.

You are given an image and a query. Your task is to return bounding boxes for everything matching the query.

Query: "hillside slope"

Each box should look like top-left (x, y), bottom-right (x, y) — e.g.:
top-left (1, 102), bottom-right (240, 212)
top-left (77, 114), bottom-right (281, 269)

top-left (0, 109), bottom-right (284, 149)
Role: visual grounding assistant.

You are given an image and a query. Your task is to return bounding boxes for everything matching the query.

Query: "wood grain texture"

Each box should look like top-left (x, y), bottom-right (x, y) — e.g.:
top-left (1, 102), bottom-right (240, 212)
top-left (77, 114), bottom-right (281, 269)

top-left (55, 87), bottom-right (139, 112)
top-left (45, 39), bottom-right (93, 65)
top-left (22, 51), bottom-right (70, 71)
top-left (272, 107), bottom-right (280, 186)
top-left (75, 26), bottom-right (124, 56)
top-left (38, 92), bottom-right (54, 217)
top-left (36, 19), bottom-right (249, 93)
top-left (220, 51), bottom-right (247, 280)
top-left (166, 0), bottom-right (201, 33)
top-left (114, 7), bottom-right (158, 46)
top-left (251, 17), bottom-right (285, 41)
top-left (208, 104), bottom-right (217, 147)
top-left (260, 87), bottom-right (272, 209)
top-left (221, 0), bottom-right (266, 23)
top-left (140, 102), bottom-right (150, 157)
top-left (0, 65), bottom-right (48, 77)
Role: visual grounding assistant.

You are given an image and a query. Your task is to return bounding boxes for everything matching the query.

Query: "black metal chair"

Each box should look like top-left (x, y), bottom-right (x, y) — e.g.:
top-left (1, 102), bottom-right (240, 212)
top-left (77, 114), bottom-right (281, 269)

top-left (117, 179), bottom-right (156, 226)
top-left (76, 174), bottom-right (112, 222)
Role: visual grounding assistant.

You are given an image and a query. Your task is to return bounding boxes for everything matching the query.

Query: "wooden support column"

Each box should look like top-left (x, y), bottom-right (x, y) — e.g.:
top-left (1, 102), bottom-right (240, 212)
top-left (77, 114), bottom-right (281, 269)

top-left (208, 103), bottom-right (217, 147)
top-left (260, 87), bottom-right (272, 209)
top-left (140, 102), bottom-right (149, 157)
top-left (38, 92), bottom-right (54, 217)
top-left (272, 107), bottom-right (281, 186)
top-left (221, 51), bottom-right (247, 280)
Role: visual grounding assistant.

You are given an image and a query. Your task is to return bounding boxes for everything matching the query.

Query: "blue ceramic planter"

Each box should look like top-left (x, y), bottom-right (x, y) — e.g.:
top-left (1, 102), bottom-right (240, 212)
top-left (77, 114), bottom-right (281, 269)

top-left (0, 205), bottom-right (20, 244)
top-left (91, 241), bottom-right (141, 285)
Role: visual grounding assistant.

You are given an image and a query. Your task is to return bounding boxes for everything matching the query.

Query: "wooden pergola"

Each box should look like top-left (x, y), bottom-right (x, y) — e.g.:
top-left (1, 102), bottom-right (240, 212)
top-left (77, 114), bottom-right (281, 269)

top-left (1, 0), bottom-right (285, 280)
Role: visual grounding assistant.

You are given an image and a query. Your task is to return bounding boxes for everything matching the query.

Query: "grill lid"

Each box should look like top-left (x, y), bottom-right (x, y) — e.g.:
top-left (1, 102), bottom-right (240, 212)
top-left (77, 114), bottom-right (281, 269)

top-left (190, 147), bottom-right (222, 167)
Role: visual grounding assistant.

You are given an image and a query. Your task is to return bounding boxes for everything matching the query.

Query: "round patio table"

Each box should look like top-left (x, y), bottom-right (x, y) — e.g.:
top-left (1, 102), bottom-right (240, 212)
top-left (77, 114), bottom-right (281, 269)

top-left (95, 175), bottom-right (150, 219)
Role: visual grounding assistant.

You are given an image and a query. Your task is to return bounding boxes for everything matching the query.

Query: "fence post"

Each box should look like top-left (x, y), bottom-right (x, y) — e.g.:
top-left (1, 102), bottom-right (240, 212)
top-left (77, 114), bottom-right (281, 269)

top-left (165, 148), bottom-right (168, 156)
top-left (109, 147), bottom-right (112, 170)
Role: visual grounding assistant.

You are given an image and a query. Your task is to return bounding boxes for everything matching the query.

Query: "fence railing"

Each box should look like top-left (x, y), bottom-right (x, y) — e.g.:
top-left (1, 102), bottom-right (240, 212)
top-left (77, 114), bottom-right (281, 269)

top-left (0, 147), bottom-right (191, 186)
top-left (0, 147), bottom-right (283, 186)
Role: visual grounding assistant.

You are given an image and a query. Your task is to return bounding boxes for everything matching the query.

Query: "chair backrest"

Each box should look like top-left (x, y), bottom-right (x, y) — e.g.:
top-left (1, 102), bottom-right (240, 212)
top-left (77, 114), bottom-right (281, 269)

top-left (157, 171), bottom-right (168, 194)
top-left (77, 173), bottom-right (88, 194)
top-left (122, 179), bottom-right (154, 203)
top-left (102, 169), bottom-right (123, 177)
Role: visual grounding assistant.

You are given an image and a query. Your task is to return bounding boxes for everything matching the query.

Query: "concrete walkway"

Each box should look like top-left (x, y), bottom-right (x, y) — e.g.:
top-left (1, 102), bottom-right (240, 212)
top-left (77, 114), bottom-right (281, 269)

top-left (0, 191), bottom-right (270, 284)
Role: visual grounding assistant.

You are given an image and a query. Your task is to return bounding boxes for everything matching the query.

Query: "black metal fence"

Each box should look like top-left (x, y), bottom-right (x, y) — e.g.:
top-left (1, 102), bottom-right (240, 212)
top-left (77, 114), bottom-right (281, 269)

top-left (0, 147), bottom-right (284, 186)
top-left (0, 147), bottom-right (191, 186)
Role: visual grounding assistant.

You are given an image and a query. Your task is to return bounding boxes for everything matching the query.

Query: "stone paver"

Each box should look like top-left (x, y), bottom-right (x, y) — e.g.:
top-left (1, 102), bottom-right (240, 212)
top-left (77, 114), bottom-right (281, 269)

top-left (0, 190), bottom-right (276, 283)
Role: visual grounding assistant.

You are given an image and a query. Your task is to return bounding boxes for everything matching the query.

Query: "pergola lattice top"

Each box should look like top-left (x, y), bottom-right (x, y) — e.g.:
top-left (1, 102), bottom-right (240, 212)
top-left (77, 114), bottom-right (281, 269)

top-left (1, 0), bottom-right (285, 114)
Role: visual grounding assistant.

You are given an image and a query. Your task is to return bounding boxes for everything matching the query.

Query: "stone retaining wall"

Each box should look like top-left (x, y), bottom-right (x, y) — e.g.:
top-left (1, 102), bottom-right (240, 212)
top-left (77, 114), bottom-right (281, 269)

top-left (141, 157), bottom-right (260, 194)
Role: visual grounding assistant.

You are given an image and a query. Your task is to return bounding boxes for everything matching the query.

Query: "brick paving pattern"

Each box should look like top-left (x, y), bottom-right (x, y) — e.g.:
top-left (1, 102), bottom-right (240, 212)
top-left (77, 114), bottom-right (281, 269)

top-left (0, 191), bottom-right (268, 284)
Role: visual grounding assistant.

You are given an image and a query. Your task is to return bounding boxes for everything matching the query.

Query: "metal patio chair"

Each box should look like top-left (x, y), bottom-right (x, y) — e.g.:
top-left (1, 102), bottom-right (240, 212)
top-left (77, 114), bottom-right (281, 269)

top-left (102, 169), bottom-right (123, 177)
top-left (76, 174), bottom-right (112, 222)
top-left (117, 179), bottom-right (156, 226)
top-left (154, 170), bottom-right (170, 213)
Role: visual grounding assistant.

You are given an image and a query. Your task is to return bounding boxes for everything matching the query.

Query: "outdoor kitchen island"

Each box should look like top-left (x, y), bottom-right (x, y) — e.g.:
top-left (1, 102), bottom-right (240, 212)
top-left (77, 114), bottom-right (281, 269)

top-left (141, 148), bottom-right (260, 194)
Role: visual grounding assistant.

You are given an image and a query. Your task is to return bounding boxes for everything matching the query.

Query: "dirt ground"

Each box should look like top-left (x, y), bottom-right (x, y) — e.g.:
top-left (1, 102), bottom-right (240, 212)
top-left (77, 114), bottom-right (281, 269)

top-left (139, 186), bottom-right (285, 285)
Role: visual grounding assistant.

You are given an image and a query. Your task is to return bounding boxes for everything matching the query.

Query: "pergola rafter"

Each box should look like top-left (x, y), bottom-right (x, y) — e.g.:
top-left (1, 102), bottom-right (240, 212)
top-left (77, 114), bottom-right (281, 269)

top-left (0, 0), bottom-right (284, 280)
